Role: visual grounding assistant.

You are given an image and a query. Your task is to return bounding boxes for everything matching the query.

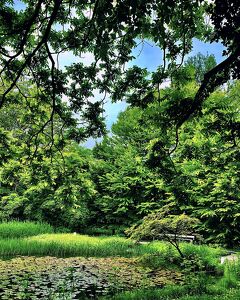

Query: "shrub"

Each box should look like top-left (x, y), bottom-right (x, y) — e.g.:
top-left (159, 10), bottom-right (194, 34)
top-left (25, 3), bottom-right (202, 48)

top-left (126, 208), bottom-right (200, 258)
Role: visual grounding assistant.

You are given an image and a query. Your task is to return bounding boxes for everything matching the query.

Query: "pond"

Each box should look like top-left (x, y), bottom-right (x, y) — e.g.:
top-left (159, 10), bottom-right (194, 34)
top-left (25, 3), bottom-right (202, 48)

top-left (0, 256), bottom-right (183, 299)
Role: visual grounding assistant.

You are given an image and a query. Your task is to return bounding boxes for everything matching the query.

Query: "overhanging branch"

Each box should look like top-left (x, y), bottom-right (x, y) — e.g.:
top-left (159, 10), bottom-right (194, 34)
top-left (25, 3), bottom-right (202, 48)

top-left (177, 45), bottom-right (240, 128)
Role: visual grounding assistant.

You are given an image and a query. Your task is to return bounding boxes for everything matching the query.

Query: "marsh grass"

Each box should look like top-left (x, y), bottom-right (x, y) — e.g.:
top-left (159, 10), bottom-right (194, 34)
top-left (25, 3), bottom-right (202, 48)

top-left (148, 241), bottom-right (225, 260)
top-left (0, 221), bottom-right (226, 262)
top-left (215, 258), bottom-right (240, 290)
top-left (0, 221), bottom-right (54, 239)
top-left (144, 241), bottom-right (225, 271)
top-left (0, 234), bottom-right (157, 258)
top-left (0, 230), bottom-right (227, 262)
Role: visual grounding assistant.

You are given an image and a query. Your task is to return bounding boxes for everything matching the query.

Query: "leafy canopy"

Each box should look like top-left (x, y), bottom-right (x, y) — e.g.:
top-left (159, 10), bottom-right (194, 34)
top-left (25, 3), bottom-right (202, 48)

top-left (0, 0), bottom-right (240, 144)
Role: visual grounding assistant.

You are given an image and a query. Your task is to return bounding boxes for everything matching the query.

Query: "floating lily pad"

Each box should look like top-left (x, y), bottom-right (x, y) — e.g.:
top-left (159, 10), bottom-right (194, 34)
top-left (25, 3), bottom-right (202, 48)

top-left (0, 256), bottom-right (183, 299)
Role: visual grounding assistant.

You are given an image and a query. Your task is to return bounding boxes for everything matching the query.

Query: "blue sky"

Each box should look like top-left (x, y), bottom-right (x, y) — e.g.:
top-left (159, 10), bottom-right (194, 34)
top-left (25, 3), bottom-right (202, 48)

top-left (13, 0), bottom-right (25, 10)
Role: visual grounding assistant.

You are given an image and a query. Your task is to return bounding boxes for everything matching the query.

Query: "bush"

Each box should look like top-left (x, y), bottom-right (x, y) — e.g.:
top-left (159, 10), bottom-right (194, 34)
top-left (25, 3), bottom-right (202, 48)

top-left (126, 208), bottom-right (200, 258)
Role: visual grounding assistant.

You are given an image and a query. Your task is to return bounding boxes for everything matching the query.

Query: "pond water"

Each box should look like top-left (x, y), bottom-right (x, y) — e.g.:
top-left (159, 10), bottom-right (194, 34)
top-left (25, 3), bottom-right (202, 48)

top-left (0, 256), bottom-right (183, 299)
top-left (0, 265), bottom-right (112, 299)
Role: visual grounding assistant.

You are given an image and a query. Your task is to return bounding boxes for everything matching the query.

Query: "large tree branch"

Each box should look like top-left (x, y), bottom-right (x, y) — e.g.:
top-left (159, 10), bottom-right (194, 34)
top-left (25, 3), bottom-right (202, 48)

top-left (45, 42), bottom-right (56, 158)
top-left (177, 45), bottom-right (240, 128)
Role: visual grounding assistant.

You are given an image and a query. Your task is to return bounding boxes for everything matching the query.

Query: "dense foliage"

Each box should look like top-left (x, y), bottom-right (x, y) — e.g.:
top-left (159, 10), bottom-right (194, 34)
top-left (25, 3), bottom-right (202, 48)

top-left (2, 56), bottom-right (239, 248)
top-left (91, 57), bottom-right (240, 246)
top-left (1, 53), bottom-right (240, 246)
top-left (1, 3), bottom-right (240, 299)
top-left (0, 90), bottom-right (96, 229)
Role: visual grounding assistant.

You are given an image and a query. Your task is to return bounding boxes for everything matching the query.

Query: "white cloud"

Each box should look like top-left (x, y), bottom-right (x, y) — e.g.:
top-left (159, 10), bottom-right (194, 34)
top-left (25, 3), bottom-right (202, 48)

top-left (160, 80), bottom-right (171, 89)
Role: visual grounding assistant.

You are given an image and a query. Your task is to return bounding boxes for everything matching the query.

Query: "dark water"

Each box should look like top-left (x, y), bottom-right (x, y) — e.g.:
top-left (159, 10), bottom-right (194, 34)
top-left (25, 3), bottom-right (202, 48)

top-left (0, 264), bottom-right (122, 299)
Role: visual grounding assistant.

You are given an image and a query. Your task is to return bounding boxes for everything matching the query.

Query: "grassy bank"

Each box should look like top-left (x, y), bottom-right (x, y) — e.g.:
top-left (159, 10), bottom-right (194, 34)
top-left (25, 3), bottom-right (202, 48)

top-left (0, 221), bottom-right (225, 262)
top-left (102, 285), bottom-right (240, 300)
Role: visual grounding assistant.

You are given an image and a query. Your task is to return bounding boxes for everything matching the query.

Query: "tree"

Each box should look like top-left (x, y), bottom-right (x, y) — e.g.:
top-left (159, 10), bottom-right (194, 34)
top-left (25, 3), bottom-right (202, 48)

top-left (90, 57), bottom-right (202, 229)
top-left (93, 143), bottom-right (169, 227)
top-left (174, 82), bottom-right (240, 246)
top-left (185, 52), bottom-right (217, 84)
top-left (0, 141), bottom-right (97, 229)
top-left (92, 98), bottom-right (186, 228)
top-left (126, 208), bottom-right (199, 258)
top-left (91, 53), bottom-right (240, 246)
top-left (0, 84), bottom-right (96, 229)
top-left (0, 0), bottom-right (239, 146)
top-left (0, 81), bottom-right (83, 157)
